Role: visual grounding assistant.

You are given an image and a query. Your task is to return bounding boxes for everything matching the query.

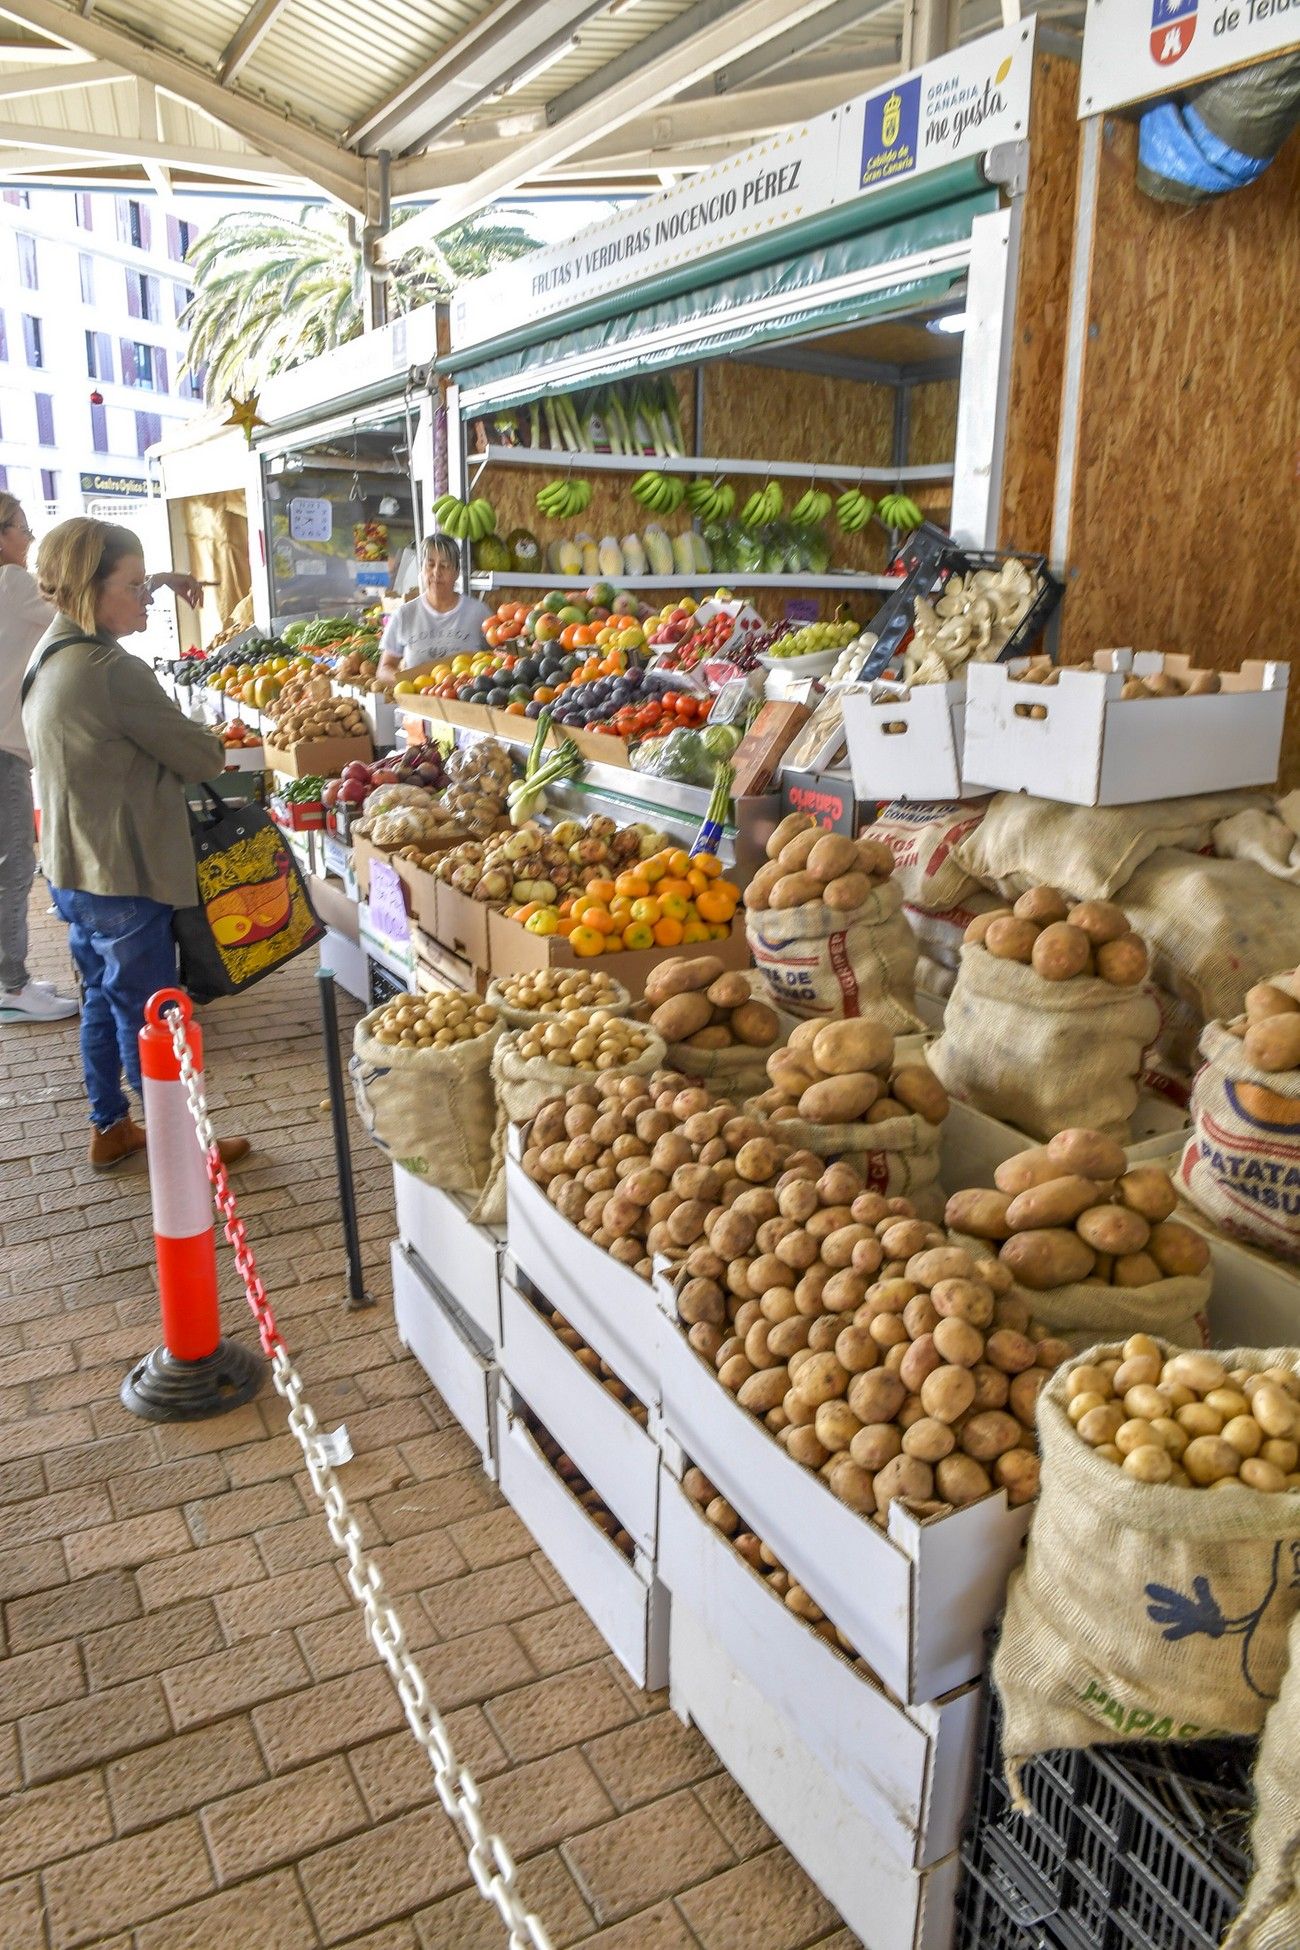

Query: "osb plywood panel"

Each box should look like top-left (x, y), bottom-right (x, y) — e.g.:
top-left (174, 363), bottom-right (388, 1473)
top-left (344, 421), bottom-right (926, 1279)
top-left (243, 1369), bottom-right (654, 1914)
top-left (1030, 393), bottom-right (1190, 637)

top-left (908, 378), bottom-right (958, 466)
top-left (1058, 116), bottom-right (1300, 777)
top-left (997, 52), bottom-right (1082, 555)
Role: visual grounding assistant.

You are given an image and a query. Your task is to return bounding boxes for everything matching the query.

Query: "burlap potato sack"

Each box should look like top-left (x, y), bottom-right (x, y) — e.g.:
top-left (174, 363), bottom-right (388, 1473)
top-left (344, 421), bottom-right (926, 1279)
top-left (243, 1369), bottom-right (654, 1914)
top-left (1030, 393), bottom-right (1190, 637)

top-left (1223, 1611), bottom-right (1300, 1950)
top-left (1180, 995), bottom-right (1300, 1263)
top-left (746, 879), bottom-right (923, 1032)
top-left (473, 1026), bottom-right (666, 1224)
top-left (949, 1234), bottom-right (1209, 1351)
top-left (862, 799), bottom-right (991, 911)
top-left (657, 977), bottom-right (798, 1108)
top-left (1122, 851), bottom-right (1300, 1025)
top-left (745, 1101), bottom-right (943, 1219)
top-left (993, 1341), bottom-right (1300, 1802)
top-left (929, 945), bottom-right (1159, 1141)
top-left (350, 1007), bottom-right (501, 1194)
top-left (485, 975), bottom-right (632, 1030)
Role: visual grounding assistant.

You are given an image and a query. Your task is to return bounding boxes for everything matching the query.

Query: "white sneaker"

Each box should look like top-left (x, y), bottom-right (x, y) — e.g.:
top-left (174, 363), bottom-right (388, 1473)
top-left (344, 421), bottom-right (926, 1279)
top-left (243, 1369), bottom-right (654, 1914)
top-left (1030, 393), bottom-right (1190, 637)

top-left (0, 981), bottom-right (79, 1021)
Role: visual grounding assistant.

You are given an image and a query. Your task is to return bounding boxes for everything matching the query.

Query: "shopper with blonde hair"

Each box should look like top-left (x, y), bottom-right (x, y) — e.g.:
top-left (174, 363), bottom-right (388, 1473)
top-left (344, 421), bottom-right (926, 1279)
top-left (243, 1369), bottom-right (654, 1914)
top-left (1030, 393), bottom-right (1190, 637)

top-left (23, 516), bottom-right (247, 1170)
top-left (0, 492), bottom-right (77, 1021)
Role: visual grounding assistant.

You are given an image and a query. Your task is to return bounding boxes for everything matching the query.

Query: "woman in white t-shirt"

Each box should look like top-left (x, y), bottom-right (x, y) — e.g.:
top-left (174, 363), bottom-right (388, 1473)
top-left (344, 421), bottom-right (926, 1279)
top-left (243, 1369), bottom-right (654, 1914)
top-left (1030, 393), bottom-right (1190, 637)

top-left (376, 534), bottom-right (492, 679)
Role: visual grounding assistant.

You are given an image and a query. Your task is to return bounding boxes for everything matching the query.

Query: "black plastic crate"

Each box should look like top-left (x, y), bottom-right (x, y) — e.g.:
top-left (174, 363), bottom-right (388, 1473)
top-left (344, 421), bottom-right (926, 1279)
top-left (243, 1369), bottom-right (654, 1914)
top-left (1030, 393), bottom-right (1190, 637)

top-left (954, 1684), bottom-right (1253, 1950)
top-left (366, 959), bottom-right (407, 1009)
top-left (859, 530), bottom-right (1063, 683)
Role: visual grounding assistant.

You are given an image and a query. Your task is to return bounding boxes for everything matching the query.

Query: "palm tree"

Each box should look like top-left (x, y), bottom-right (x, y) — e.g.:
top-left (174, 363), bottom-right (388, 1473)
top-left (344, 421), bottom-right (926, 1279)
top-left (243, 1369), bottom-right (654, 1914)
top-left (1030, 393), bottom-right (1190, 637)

top-left (181, 203), bottom-right (537, 402)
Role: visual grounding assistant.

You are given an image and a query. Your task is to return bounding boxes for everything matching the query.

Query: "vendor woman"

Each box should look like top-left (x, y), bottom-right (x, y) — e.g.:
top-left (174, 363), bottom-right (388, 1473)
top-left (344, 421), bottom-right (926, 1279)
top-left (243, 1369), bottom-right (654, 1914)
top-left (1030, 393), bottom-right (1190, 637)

top-left (376, 533), bottom-right (491, 679)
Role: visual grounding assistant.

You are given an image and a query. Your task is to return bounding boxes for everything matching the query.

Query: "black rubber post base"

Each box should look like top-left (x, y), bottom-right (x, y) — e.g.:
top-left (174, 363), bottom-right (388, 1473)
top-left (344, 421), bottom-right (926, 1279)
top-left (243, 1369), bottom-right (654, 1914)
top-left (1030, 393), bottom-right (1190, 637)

top-left (121, 1339), bottom-right (267, 1421)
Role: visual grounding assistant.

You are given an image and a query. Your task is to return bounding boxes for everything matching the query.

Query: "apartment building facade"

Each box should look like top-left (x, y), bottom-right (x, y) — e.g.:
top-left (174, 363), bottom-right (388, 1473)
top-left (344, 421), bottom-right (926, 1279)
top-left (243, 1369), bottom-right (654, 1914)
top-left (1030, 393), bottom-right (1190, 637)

top-left (0, 186), bottom-right (207, 522)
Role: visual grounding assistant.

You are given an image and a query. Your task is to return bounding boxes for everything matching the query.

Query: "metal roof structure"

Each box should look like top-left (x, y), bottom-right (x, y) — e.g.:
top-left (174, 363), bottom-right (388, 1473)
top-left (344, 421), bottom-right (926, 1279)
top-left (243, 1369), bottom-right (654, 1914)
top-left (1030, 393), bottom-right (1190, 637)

top-left (0, 0), bottom-right (1081, 256)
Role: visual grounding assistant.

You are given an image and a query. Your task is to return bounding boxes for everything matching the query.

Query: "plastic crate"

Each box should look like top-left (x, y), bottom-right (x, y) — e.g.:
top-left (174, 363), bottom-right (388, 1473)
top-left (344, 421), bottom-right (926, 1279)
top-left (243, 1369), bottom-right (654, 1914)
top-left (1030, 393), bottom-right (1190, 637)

top-left (954, 1685), bottom-right (1253, 1950)
top-left (367, 959), bottom-right (407, 1009)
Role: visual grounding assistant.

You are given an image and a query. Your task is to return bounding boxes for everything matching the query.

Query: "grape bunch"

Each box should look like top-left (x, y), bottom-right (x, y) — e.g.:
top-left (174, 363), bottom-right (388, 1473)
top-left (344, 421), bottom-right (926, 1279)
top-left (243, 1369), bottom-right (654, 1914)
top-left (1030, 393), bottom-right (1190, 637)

top-left (764, 620), bottom-right (861, 661)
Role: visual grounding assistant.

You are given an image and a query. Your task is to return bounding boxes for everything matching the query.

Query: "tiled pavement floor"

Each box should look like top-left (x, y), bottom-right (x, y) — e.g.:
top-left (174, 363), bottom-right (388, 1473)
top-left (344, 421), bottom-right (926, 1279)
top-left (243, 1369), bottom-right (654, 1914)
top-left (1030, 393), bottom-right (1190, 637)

top-left (0, 895), bottom-right (861, 1950)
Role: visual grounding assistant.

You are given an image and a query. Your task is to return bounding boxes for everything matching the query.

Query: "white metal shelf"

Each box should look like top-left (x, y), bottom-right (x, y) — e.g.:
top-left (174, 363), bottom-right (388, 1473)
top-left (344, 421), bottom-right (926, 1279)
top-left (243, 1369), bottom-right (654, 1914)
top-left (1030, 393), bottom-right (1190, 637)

top-left (469, 445), bottom-right (955, 487)
top-left (470, 572), bottom-right (902, 592)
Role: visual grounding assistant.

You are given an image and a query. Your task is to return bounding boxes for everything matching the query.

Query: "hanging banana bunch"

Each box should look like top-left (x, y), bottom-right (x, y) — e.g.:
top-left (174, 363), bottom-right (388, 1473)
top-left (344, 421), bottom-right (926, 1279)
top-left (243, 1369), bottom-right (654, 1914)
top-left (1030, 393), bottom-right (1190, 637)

top-left (790, 487), bottom-right (833, 528)
top-left (535, 477), bottom-right (593, 519)
top-left (685, 477), bottom-right (735, 521)
top-left (631, 470), bottom-right (687, 515)
top-left (434, 493), bottom-right (497, 541)
top-left (739, 482), bottom-right (783, 528)
top-left (835, 488), bottom-right (874, 535)
top-left (877, 491), bottom-right (925, 532)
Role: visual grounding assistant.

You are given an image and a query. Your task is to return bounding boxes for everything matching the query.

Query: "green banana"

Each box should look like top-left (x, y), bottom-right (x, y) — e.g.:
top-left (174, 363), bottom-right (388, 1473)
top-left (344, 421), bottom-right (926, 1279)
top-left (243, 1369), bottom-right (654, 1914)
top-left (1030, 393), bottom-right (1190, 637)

top-left (632, 470), bottom-right (686, 514)
top-left (791, 487), bottom-right (832, 527)
top-left (835, 488), bottom-right (874, 535)
top-left (535, 478), bottom-right (592, 519)
top-left (740, 482), bottom-right (783, 528)
top-left (877, 492), bottom-right (924, 531)
top-left (684, 477), bottom-right (735, 522)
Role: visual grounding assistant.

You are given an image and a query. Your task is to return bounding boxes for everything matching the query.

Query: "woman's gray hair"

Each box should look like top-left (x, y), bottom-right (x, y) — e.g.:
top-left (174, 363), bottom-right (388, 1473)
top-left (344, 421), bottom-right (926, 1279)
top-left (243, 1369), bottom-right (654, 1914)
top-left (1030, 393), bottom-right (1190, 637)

top-left (422, 533), bottom-right (463, 573)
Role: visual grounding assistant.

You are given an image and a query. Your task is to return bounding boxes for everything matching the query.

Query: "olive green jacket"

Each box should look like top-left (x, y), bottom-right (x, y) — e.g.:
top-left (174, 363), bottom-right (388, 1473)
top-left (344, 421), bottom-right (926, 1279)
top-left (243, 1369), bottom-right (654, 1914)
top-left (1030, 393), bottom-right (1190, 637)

top-left (23, 615), bottom-right (225, 909)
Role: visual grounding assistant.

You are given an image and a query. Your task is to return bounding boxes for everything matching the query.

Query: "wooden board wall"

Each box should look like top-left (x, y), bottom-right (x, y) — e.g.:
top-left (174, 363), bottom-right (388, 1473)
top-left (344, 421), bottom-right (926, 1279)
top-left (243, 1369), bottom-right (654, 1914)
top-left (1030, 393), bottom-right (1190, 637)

top-left (1057, 116), bottom-right (1300, 776)
top-left (996, 51), bottom-right (1083, 554)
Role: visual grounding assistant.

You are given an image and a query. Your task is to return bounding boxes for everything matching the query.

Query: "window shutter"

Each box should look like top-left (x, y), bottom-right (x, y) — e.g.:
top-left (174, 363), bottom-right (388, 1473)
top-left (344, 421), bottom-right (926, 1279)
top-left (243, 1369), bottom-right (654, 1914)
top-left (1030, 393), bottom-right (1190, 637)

top-left (116, 196), bottom-right (129, 243)
top-left (98, 333), bottom-right (113, 382)
top-left (155, 348), bottom-right (168, 393)
top-left (125, 272), bottom-right (140, 319)
top-left (120, 339), bottom-right (137, 386)
top-left (138, 204), bottom-right (152, 253)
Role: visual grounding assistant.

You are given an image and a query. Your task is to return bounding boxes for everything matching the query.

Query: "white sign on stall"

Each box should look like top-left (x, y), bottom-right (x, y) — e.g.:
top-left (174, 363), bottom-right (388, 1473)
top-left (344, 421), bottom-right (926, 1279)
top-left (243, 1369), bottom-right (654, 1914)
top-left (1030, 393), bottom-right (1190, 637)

top-left (1079, 0), bottom-right (1300, 115)
top-left (289, 496), bottom-right (332, 542)
top-left (449, 21), bottom-right (1036, 353)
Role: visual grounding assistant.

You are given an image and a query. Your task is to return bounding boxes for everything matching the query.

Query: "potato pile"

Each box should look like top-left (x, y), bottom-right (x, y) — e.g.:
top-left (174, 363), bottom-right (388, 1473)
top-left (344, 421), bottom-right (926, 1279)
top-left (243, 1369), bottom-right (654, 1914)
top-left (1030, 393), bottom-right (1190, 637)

top-left (526, 1410), bottom-right (636, 1557)
top-left (750, 1017), bottom-right (948, 1128)
top-left (676, 1158), bottom-right (1066, 1518)
top-left (1227, 978), bottom-right (1300, 1074)
top-left (645, 957), bottom-right (781, 1051)
top-left (541, 1302), bottom-right (650, 1430)
top-left (369, 992), bottom-right (499, 1049)
top-left (1067, 1338), bottom-right (1300, 1490)
top-left (745, 813), bottom-right (894, 914)
top-left (513, 1008), bottom-right (653, 1073)
top-left (683, 1463), bottom-right (867, 1665)
top-left (523, 1074), bottom-right (797, 1282)
top-left (272, 691), bottom-right (369, 752)
top-left (493, 968), bottom-right (627, 1016)
top-left (1010, 664), bottom-right (1222, 714)
top-left (964, 887), bottom-right (1150, 988)
top-left (945, 1128), bottom-right (1211, 1291)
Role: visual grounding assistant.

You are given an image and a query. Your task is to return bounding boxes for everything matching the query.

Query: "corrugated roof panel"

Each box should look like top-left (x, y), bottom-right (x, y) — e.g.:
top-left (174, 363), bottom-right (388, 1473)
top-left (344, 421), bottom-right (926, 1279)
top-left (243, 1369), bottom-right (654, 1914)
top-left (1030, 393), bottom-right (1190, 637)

top-left (456, 0), bottom-right (703, 121)
top-left (247, 0), bottom-right (492, 130)
top-left (94, 0), bottom-right (247, 72)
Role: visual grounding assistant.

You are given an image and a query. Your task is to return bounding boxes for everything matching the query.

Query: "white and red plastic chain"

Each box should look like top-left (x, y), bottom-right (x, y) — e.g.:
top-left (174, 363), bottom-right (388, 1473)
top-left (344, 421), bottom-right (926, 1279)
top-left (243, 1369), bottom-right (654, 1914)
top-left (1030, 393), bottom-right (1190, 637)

top-left (168, 1010), bottom-right (554, 1950)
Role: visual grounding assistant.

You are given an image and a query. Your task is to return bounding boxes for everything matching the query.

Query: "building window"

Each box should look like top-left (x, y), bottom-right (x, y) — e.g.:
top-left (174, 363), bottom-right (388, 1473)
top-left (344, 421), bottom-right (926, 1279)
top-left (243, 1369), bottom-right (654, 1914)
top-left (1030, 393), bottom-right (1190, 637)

top-left (85, 330), bottom-right (113, 381)
top-left (79, 253), bottom-right (95, 304)
top-left (4, 189), bottom-right (30, 208)
top-left (22, 315), bottom-right (42, 368)
top-left (16, 235), bottom-right (37, 290)
top-left (126, 270), bottom-right (160, 323)
top-left (135, 410), bottom-right (162, 455)
top-left (166, 214), bottom-right (196, 260)
top-left (133, 342), bottom-right (155, 388)
top-left (35, 394), bottom-right (54, 446)
top-left (173, 282), bottom-right (194, 322)
top-left (91, 400), bottom-right (108, 454)
top-left (119, 196), bottom-right (150, 251)
top-left (0, 311), bottom-right (7, 362)
top-left (75, 192), bottom-right (93, 230)
top-left (40, 468), bottom-right (58, 503)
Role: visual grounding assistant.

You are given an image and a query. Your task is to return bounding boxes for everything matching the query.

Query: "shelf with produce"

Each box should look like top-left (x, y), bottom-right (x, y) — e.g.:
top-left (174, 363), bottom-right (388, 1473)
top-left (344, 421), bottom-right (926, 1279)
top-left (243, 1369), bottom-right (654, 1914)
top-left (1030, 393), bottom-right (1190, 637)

top-left (469, 446), bottom-right (955, 487)
top-left (469, 573), bottom-right (902, 593)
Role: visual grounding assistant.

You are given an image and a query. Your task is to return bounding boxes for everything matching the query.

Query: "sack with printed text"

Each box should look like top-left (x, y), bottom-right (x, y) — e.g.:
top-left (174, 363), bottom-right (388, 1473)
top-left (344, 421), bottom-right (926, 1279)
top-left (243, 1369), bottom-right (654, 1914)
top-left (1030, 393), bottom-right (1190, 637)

top-left (746, 879), bottom-right (922, 1031)
top-left (863, 799), bottom-right (991, 912)
top-left (994, 1341), bottom-right (1300, 1798)
top-left (1180, 975), bottom-right (1300, 1262)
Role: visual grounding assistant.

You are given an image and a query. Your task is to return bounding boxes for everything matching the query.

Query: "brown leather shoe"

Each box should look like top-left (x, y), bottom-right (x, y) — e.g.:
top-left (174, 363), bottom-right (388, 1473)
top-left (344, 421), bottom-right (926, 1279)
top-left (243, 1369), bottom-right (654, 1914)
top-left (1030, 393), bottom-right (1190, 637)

top-left (215, 1136), bottom-right (251, 1167)
top-left (89, 1115), bottom-right (148, 1171)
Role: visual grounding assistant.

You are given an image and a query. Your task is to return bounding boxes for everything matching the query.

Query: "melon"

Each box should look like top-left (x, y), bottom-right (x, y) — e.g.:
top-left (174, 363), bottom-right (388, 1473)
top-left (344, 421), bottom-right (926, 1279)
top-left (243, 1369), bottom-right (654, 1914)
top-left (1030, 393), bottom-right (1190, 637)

top-left (506, 527), bottom-right (542, 572)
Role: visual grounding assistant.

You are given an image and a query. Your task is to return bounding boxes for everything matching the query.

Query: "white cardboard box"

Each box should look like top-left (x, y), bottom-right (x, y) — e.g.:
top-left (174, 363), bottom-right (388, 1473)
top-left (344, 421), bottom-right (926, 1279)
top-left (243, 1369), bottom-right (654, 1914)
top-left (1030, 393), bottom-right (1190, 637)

top-left (670, 1603), bottom-right (959, 1950)
top-left (496, 1380), bottom-right (669, 1690)
top-left (658, 1472), bottom-right (980, 1871)
top-left (963, 651), bottom-right (1288, 805)
top-left (499, 1274), bottom-right (660, 1557)
top-left (505, 1138), bottom-right (661, 1405)
top-left (654, 1279), bottom-right (1029, 1706)
top-left (844, 680), bottom-right (984, 805)
top-left (392, 1169), bottom-right (504, 1348)
top-left (389, 1243), bottom-right (497, 1474)
top-left (939, 1093), bottom-right (1188, 1195)
top-left (1173, 1196), bottom-right (1300, 1349)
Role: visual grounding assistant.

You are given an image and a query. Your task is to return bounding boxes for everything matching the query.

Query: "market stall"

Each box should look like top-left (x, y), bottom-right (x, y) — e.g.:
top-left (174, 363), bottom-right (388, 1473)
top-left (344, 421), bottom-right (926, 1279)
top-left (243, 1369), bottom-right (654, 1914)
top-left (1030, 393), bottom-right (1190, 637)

top-left (156, 415), bottom-right (257, 650)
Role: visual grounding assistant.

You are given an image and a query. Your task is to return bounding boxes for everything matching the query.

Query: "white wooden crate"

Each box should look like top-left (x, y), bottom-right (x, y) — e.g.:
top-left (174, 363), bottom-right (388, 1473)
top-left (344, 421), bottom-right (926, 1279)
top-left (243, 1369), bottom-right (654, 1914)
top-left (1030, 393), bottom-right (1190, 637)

top-left (392, 1169), bottom-right (503, 1348)
top-left (844, 680), bottom-right (984, 804)
top-left (389, 1243), bottom-right (496, 1475)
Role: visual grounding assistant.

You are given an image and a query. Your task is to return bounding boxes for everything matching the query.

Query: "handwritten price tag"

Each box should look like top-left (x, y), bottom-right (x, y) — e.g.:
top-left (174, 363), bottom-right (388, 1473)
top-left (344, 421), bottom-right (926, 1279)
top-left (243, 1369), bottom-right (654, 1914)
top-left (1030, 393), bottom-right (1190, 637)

top-left (369, 859), bottom-right (410, 944)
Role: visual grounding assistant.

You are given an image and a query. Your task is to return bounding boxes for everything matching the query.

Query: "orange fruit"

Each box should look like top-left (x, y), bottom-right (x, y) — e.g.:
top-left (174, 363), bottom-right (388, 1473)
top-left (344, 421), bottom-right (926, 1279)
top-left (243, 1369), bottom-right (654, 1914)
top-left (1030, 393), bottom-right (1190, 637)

top-left (630, 896), bottom-right (661, 924)
top-left (556, 916), bottom-right (577, 936)
top-left (569, 925), bottom-right (604, 957)
top-left (666, 847), bottom-right (691, 877)
top-left (696, 888), bottom-right (736, 924)
top-left (707, 921), bottom-right (731, 940)
top-left (640, 855), bottom-right (668, 884)
top-left (714, 877), bottom-right (741, 904)
top-left (687, 867), bottom-right (709, 895)
top-left (614, 870), bottom-right (649, 899)
top-left (608, 896), bottom-right (633, 925)
top-left (658, 891), bottom-right (689, 922)
top-left (589, 908), bottom-right (620, 935)
top-left (621, 920), bottom-right (654, 951)
top-left (681, 920), bottom-right (710, 944)
top-left (653, 917), bottom-right (684, 947)
top-left (657, 876), bottom-right (693, 901)
top-left (692, 852), bottom-right (723, 878)
top-left (585, 878), bottom-right (616, 904)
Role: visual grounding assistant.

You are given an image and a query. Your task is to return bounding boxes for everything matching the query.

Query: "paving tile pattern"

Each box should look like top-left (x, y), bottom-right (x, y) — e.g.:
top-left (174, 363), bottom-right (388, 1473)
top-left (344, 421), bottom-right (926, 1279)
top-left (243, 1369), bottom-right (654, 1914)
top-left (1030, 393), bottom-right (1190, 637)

top-left (0, 897), bottom-right (859, 1947)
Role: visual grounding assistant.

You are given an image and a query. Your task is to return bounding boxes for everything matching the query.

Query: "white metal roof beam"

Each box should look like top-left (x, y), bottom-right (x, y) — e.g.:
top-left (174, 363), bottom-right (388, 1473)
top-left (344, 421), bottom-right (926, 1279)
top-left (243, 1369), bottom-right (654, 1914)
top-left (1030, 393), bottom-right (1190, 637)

top-left (0, 0), bottom-right (367, 208)
top-left (539, 0), bottom-right (751, 125)
top-left (708, 0), bottom-right (900, 92)
top-left (0, 117), bottom-right (307, 179)
top-left (217, 0), bottom-right (292, 85)
top-left (0, 53), bottom-right (117, 94)
top-left (348, 0), bottom-right (614, 156)
top-left (382, 0), bottom-right (866, 253)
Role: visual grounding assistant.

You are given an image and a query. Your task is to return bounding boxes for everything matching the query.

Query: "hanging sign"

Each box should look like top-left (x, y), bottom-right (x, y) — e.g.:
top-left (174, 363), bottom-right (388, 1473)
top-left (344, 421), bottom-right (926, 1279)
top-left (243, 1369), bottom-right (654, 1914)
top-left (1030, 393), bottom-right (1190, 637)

top-left (368, 860), bottom-right (410, 945)
top-left (80, 471), bottom-right (147, 497)
top-left (1079, 0), bottom-right (1300, 115)
top-left (289, 496), bottom-right (332, 542)
top-left (449, 21), bottom-right (1035, 353)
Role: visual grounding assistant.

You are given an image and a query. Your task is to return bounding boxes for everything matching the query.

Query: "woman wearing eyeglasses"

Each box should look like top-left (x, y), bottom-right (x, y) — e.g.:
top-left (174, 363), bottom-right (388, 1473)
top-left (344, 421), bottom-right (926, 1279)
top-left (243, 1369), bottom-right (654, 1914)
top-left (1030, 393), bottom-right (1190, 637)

top-left (23, 517), bottom-right (248, 1171)
top-left (0, 493), bottom-right (78, 1022)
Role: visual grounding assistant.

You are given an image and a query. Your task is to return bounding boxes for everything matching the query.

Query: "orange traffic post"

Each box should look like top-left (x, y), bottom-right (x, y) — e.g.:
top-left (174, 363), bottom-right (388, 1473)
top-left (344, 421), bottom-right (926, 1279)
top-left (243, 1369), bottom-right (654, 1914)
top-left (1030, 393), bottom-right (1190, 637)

top-left (120, 989), bottom-right (266, 1421)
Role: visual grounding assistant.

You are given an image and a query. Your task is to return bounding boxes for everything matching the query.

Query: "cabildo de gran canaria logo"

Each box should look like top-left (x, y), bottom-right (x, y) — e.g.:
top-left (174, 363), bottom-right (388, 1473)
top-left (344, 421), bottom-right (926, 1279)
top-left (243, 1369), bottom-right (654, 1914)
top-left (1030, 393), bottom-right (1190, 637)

top-left (861, 73), bottom-right (922, 187)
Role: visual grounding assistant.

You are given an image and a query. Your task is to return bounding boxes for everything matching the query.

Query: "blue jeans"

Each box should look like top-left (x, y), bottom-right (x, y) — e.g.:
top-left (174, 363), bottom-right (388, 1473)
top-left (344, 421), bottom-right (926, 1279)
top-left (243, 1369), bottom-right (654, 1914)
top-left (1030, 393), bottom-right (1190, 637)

top-left (52, 889), bottom-right (177, 1131)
